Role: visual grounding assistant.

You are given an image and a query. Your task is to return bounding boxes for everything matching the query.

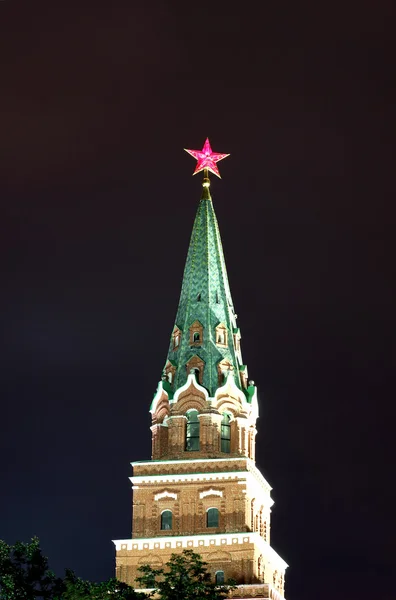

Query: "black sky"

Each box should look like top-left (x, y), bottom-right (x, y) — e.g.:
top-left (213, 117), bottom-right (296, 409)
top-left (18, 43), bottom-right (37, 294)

top-left (1, 2), bottom-right (395, 600)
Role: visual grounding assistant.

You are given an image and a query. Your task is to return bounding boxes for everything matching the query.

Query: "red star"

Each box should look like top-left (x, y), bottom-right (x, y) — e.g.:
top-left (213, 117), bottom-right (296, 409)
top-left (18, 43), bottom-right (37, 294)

top-left (184, 138), bottom-right (230, 178)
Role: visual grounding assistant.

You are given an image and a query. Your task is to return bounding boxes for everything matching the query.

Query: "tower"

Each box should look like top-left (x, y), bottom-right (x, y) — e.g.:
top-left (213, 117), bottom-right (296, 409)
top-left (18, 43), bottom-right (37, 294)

top-left (113, 139), bottom-right (288, 599)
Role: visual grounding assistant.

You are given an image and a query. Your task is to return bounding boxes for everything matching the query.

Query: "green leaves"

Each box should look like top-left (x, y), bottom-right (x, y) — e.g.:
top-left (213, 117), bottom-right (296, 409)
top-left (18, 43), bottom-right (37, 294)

top-left (137, 549), bottom-right (236, 600)
top-left (1, 539), bottom-right (234, 600)
top-left (0, 539), bottom-right (142, 600)
top-left (0, 537), bottom-right (63, 600)
top-left (60, 570), bottom-right (144, 599)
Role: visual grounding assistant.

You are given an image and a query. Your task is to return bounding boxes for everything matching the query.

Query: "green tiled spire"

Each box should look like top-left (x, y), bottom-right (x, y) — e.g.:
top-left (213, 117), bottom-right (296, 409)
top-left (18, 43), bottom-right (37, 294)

top-left (163, 179), bottom-right (244, 397)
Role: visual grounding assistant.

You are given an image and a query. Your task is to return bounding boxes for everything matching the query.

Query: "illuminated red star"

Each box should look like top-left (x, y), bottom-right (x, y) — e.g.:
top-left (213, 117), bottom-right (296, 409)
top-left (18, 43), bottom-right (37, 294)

top-left (184, 138), bottom-right (230, 178)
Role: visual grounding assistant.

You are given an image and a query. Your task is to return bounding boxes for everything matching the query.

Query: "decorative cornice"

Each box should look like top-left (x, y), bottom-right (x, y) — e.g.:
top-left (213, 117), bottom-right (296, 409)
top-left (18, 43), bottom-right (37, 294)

top-left (150, 381), bottom-right (169, 414)
top-left (113, 531), bottom-right (288, 570)
top-left (154, 491), bottom-right (178, 501)
top-left (199, 489), bottom-right (223, 499)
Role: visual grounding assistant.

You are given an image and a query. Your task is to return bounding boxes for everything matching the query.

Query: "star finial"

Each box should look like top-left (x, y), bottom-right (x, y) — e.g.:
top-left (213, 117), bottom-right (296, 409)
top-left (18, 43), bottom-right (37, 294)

top-left (184, 138), bottom-right (230, 179)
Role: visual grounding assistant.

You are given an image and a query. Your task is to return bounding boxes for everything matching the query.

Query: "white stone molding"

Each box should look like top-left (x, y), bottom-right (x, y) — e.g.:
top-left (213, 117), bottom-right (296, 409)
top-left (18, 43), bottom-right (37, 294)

top-left (214, 374), bottom-right (248, 409)
top-left (150, 381), bottom-right (169, 414)
top-left (154, 491), bottom-right (178, 501)
top-left (131, 471), bottom-right (243, 486)
top-left (132, 457), bottom-right (246, 467)
top-left (113, 531), bottom-right (288, 571)
top-left (172, 372), bottom-right (209, 404)
top-left (199, 489), bottom-right (223, 499)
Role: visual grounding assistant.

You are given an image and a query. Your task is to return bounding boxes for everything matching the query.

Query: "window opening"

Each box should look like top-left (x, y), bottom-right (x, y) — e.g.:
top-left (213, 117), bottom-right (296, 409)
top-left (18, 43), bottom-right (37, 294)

top-left (193, 332), bottom-right (200, 343)
top-left (221, 413), bottom-right (231, 453)
top-left (215, 571), bottom-right (225, 585)
top-left (206, 507), bottom-right (219, 528)
top-left (186, 410), bottom-right (200, 451)
top-left (160, 510), bottom-right (172, 530)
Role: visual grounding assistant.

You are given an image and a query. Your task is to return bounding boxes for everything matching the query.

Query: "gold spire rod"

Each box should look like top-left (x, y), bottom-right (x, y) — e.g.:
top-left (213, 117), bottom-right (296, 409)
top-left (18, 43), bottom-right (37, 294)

top-left (203, 167), bottom-right (210, 188)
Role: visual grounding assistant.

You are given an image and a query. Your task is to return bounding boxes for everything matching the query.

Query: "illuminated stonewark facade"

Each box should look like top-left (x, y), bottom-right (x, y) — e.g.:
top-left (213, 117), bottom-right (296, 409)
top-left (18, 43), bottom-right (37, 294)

top-left (113, 142), bottom-right (288, 599)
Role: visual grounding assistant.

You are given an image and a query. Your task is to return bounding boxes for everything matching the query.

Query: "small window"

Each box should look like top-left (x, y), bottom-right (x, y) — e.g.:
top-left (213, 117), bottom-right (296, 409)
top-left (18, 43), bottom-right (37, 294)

top-left (160, 510), bottom-right (172, 530)
top-left (197, 293), bottom-right (201, 302)
top-left (186, 410), bottom-right (200, 451)
top-left (215, 571), bottom-right (225, 585)
top-left (173, 328), bottom-right (181, 350)
top-left (189, 320), bottom-right (203, 346)
top-left (207, 507), bottom-right (219, 528)
top-left (221, 413), bottom-right (231, 453)
top-left (216, 325), bottom-right (227, 347)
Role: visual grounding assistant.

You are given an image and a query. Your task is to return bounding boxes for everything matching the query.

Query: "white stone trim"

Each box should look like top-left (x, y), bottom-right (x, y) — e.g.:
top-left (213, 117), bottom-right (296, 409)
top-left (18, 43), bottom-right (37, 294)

top-left (154, 491), bottom-right (177, 501)
top-left (172, 372), bottom-right (209, 404)
top-left (237, 477), bottom-right (274, 509)
top-left (113, 531), bottom-right (288, 570)
top-left (132, 457), bottom-right (248, 467)
top-left (214, 375), bottom-right (249, 408)
top-left (132, 458), bottom-right (272, 491)
top-left (131, 470), bottom-right (273, 508)
top-left (199, 489), bottom-right (223, 499)
top-left (131, 471), bottom-right (243, 485)
top-left (150, 381), bottom-right (169, 414)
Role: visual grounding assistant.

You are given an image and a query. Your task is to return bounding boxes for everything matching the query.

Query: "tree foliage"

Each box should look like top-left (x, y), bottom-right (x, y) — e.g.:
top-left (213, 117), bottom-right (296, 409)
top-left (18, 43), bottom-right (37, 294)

top-left (137, 549), bottom-right (236, 600)
top-left (0, 538), bottom-right (143, 600)
top-left (0, 537), bottom-right (63, 600)
top-left (60, 569), bottom-right (144, 599)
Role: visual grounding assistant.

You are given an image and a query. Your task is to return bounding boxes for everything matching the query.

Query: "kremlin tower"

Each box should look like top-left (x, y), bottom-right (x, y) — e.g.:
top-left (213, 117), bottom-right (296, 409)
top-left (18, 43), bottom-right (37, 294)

top-left (113, 139), bottom-right (288, 599)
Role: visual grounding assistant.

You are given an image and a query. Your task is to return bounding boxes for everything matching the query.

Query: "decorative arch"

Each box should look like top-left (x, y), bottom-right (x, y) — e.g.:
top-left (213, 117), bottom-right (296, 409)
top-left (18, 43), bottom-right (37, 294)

top-left (215, 323), bottom-right (228, 347)
top-left (217, 359), bottom-right (233, 386)
top-left (207, 550), bottom-right (232, 563)
top-left (164, 360), bottom-right (177, 386)
top-left (173, 378), bottom-right (207, 415)
top-left (152, 394), bottom-right (170, 425)
top-left (186, 355), bottom-right (205, 385)
top-left (189, 320), bottom-right (203, 346)
top-left (138, 553), bottom-right (163, 565)
top-left (172, 326), bottom-right (182, 351)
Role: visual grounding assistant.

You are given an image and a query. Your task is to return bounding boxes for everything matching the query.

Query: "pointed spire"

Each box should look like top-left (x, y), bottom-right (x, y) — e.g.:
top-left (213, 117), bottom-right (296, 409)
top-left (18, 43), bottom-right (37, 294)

top-left (161, 145), bottom-right (246, 398)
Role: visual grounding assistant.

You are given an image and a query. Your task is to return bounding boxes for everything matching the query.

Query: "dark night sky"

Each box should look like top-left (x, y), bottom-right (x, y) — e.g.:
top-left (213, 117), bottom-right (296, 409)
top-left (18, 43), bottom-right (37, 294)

top-left (1, 2), bottom-right (395, 599)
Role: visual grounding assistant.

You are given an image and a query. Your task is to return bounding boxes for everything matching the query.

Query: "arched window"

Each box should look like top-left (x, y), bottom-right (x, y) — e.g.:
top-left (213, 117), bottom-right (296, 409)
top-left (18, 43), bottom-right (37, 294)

top-left (186, 410), bottom-right (200, 451)
top-left (189, 320), bottom-right (203, 346)
top-left (215, 571), bottom-right (224, 585)
top-left (172, 327), bottom-right (182, 351)
top-left (215, 324), bottom-right (227, 347)
top-left (206, 507), bottom-right (219, 528)
top-left (160, 510), bottom-right (172, 530)
top-left (221, 413), bottom-right (231, 453)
